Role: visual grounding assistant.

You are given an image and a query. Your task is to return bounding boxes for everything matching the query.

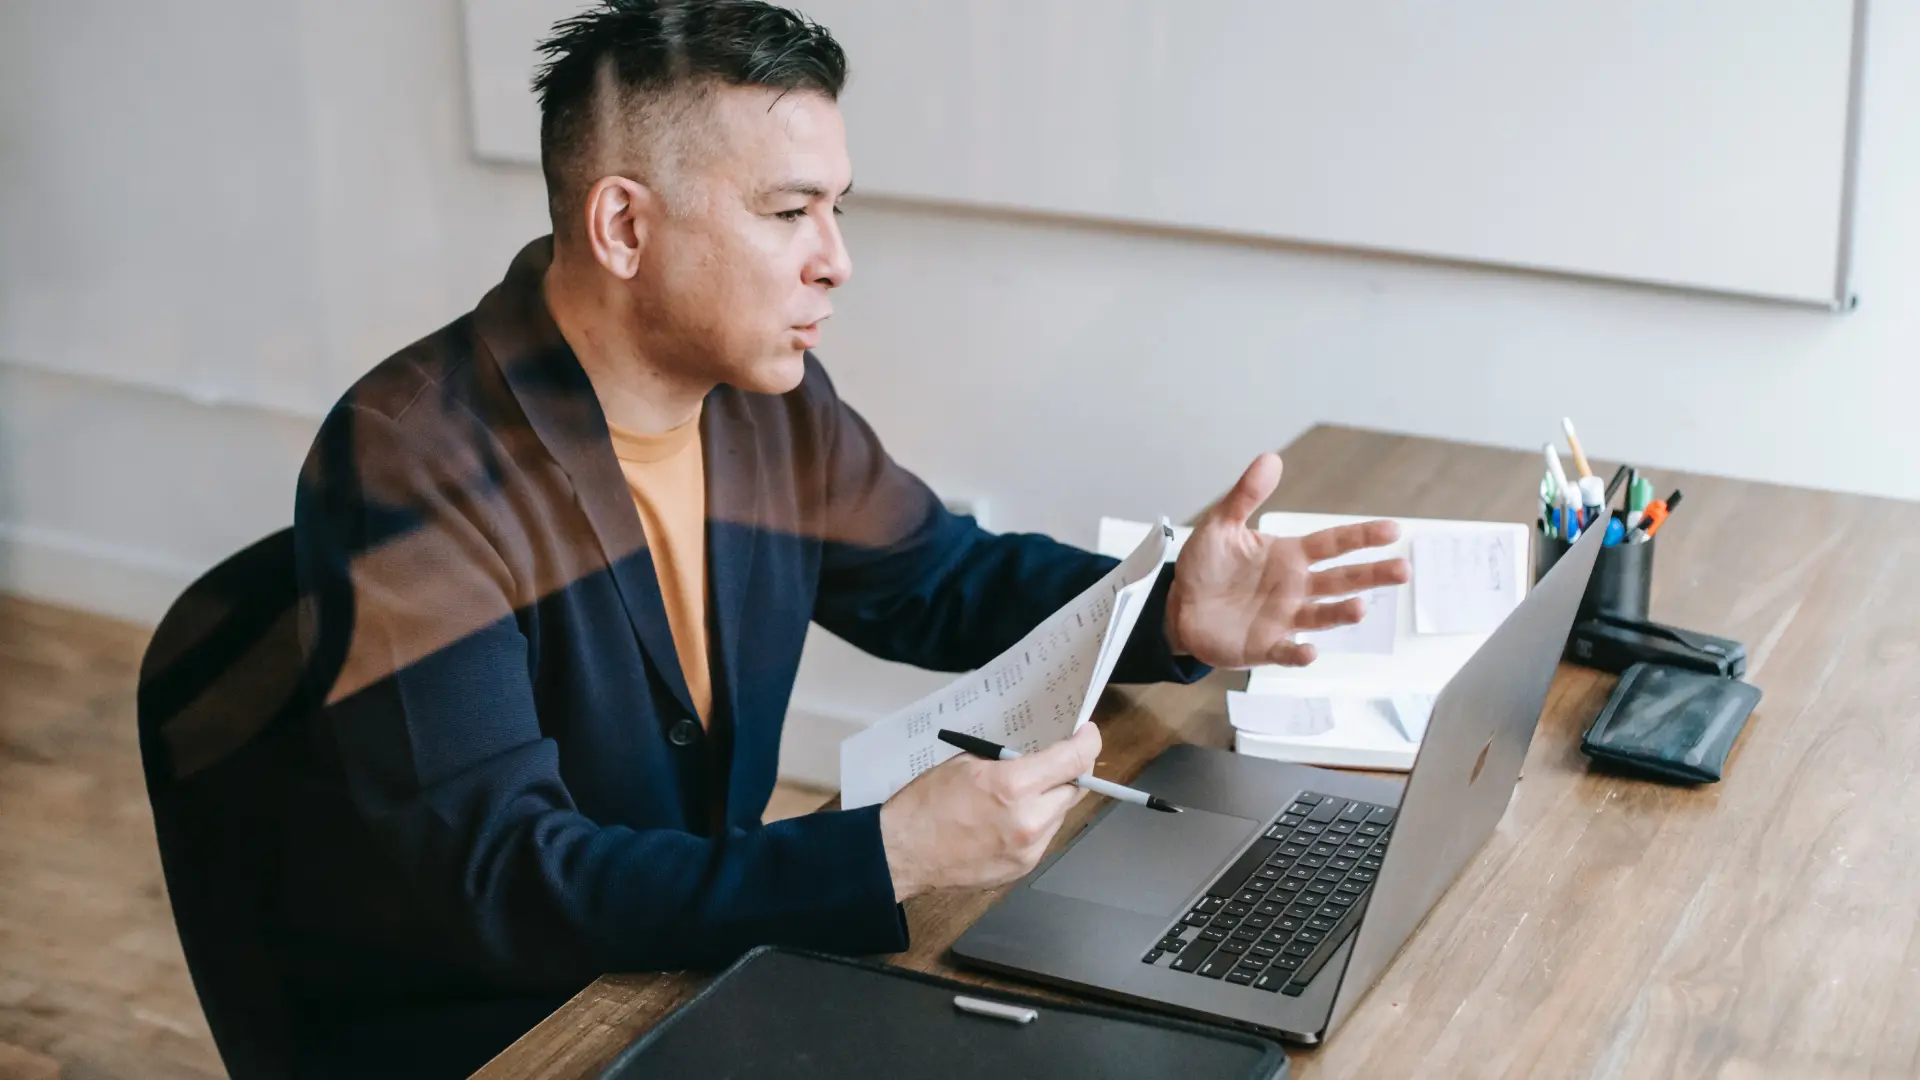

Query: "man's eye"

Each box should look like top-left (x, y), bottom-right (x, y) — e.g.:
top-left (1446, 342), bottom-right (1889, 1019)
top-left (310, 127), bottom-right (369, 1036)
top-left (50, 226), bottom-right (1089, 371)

top-left (775, 208), bottom-right (807, 222)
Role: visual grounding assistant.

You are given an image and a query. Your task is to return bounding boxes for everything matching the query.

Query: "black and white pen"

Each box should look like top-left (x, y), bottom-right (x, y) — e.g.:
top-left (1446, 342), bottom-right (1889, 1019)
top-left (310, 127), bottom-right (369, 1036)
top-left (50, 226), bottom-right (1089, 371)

top-left (935, 729), bottom-right (1183, 813)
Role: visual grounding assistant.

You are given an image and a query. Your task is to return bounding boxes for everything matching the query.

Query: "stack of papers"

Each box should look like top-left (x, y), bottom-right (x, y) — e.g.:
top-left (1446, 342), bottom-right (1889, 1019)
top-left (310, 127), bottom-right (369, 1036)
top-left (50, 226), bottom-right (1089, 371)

top-left (1099, 513), bottom-right (1530, 772)
top-left (1227, 688), bottom-right (1438, 771)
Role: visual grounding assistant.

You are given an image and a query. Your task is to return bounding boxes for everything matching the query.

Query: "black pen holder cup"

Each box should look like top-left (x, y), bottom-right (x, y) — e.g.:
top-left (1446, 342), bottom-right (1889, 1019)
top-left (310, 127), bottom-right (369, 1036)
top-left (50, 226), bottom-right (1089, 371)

top-left (1534, 509), bottom-right (1654, 623)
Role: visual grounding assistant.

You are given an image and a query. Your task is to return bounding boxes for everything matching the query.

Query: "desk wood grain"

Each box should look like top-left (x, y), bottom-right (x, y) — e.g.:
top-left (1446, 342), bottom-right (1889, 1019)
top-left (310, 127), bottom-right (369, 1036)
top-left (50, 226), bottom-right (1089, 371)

top-left (477, 425), bottom-right (1920, 1080)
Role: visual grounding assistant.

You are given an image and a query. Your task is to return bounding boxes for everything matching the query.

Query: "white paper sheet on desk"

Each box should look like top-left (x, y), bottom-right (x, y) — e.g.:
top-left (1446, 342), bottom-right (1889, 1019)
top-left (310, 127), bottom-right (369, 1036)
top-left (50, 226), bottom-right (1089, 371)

top-left (838, 521), bottom-right (1171, 809)
top-left (1412, 530), bottom-right (1520, 635)
top-left (1388, 692), bottom-right (1437, 743)
top-left (1227, 689), bottom-right (1419, 771)
top-left (1227, 694), bottom-right (1338, 737)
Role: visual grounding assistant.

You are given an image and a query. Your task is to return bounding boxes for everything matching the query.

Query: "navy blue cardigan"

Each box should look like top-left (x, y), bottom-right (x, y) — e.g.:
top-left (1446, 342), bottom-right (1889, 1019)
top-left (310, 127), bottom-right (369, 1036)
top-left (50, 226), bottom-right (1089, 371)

top-left (285, 237), bottom-right (1204, 1061)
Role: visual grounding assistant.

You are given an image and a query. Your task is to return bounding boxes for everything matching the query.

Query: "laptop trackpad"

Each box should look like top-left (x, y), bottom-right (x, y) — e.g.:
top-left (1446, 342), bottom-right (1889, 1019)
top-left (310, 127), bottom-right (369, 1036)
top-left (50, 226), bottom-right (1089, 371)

top-left (1031, 804), bottom-right (1258, 918)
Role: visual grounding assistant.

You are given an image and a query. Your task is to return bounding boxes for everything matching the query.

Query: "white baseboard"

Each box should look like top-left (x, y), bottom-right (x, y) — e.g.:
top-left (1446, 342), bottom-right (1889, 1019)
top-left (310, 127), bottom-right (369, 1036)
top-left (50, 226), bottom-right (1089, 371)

top-left (0, 522), bottom-right (200, 625)
top-left (776, 702), bottom-right (870, 790)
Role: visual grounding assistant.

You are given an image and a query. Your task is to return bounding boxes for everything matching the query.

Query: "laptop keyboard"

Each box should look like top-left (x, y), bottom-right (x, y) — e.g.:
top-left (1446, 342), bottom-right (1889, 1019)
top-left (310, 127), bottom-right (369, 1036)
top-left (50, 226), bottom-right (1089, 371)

top-left (1142, 791), bottom-right (1394, 996)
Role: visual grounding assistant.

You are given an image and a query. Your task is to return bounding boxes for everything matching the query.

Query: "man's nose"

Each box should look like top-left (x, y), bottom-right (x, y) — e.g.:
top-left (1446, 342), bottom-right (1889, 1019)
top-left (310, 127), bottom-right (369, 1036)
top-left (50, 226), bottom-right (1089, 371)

top-left (809, 214), bottom-right (853, 289)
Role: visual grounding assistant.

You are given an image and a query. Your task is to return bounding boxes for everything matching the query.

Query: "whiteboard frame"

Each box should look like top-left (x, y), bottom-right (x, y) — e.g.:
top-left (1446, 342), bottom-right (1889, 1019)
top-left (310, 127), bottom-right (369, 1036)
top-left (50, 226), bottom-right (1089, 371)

top-left (460, 0), bottom-right (1870, 311)
top-left (1832, 0), bottom-right (1871, 311)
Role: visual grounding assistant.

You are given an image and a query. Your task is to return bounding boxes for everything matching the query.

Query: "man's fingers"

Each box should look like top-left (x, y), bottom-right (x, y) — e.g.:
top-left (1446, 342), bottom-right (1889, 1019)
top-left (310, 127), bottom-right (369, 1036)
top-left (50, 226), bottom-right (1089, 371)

top-left (1027, 782), bottom-right (1087, 832)
top-left (1204, 452), bottom-right (1284, 529)
top-left (1000, 722), bottom-right (1103, 795)
top-left (1299, 519), bottom-right (1400, 563)
top-left (1291, 597), bottom-right (1366, 632)
top-left (1308, 557), bottom-right (1411, 598)
top-left (1265, 641), bottom-right (1318, 667)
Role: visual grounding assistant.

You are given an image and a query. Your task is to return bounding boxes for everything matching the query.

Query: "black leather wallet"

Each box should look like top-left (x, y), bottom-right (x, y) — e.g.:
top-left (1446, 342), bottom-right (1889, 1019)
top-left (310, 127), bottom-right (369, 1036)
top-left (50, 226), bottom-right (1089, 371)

top-left (1581, 662), bottom-right (1762, 783)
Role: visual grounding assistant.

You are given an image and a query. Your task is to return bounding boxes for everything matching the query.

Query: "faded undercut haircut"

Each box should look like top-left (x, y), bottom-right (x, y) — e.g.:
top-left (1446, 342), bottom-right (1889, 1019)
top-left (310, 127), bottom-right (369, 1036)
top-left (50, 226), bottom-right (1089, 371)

top-left (531, 0), bottom-right (847, 230)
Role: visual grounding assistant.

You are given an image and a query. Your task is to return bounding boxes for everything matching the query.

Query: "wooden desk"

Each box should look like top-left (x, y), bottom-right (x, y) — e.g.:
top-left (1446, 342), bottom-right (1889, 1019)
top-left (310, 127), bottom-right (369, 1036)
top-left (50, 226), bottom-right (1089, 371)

top-left (477, 425), bottom-right (1920, 1079)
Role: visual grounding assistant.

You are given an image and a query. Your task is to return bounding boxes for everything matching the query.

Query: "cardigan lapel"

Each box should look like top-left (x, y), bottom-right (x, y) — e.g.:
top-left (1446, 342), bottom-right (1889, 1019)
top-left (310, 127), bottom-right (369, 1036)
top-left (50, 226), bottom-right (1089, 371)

top-left (471, 237), bottom-right (699, 722)
top-left (698, 388), bottom-right (764, 816)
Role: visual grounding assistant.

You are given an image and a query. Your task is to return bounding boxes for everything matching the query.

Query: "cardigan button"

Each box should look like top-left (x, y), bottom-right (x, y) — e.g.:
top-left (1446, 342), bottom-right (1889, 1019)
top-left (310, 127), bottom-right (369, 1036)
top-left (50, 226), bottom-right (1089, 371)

top-left (667, 718), bottom-right (701, 747)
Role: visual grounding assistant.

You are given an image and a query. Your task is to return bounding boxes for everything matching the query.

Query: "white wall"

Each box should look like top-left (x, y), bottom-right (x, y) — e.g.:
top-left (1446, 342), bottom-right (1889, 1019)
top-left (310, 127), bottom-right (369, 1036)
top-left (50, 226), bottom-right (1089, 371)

top-left (0, 0), bottom-right (549, 612)
top-left (2, 1), bottom-right (1913, 784)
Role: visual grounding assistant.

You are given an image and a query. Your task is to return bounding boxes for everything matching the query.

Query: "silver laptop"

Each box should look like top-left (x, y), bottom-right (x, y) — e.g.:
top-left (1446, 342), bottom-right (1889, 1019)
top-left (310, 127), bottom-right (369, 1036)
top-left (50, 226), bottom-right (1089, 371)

top-left (952, 519), bottom-right (1605, 1043)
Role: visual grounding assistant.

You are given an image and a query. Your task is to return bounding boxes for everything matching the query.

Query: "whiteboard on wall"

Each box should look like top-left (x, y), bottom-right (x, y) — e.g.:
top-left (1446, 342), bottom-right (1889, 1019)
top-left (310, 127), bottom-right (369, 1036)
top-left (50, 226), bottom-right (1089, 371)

top-left (463, 0), bottom-right (1867, 308)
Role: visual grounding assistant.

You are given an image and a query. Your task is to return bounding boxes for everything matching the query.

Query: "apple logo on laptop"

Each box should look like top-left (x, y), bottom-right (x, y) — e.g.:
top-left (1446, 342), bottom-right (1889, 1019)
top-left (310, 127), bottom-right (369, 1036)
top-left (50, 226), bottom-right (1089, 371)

top-left (1469, 737), bottom-right (1493, 786)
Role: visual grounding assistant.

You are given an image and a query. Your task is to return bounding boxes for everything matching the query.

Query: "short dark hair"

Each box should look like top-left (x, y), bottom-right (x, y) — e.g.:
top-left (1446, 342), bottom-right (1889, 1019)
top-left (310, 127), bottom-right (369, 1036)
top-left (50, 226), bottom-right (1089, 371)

top-left (532, 0), bottom-right (847, 227)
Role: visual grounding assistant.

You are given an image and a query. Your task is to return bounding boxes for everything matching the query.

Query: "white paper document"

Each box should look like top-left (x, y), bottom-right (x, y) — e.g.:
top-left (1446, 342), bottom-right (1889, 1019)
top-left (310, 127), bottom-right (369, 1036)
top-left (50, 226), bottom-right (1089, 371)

top-left (838, 522), bottom-right (1172, 809)
top-left (1225, 694), bottom-right (1337, 737)
top-left (1388, 692), bottom-right (1438, 743)
top-left (1412, 530), bottom-right (1521, 635)
top-left (1298, 587), bottom-right (1398, 656)
top-left (1227, 691), bottom-right (1420, 771)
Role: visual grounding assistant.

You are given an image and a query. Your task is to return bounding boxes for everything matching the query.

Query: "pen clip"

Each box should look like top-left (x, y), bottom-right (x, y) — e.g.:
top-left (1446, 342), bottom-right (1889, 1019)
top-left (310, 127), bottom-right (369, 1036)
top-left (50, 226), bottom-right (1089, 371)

top-left (953, 995), bottom-right (1038, 1025)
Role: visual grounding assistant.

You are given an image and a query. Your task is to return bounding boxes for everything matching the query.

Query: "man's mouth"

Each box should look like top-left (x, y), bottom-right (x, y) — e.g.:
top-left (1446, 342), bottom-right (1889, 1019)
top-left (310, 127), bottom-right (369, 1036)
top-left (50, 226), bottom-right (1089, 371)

top-left (792, 316), bottom-right (829, 348)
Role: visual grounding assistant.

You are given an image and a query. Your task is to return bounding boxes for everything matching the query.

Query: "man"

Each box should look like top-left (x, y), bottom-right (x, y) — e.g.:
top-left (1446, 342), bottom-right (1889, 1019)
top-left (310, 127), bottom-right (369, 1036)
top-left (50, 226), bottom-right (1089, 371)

top-left (287, 1), bottom-right (1408, 1075)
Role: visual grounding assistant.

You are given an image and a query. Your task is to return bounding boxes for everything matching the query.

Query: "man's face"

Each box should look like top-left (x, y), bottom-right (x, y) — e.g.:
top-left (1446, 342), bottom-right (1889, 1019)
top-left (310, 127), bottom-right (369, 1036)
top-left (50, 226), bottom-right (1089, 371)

top-left (630, 86), bottom-right (853, 395)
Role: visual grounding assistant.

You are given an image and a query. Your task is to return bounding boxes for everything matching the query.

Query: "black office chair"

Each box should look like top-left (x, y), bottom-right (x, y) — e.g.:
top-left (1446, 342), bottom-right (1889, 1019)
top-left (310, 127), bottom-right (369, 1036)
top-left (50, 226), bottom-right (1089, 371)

top-left (138, 528), bottom-right (320, 1080)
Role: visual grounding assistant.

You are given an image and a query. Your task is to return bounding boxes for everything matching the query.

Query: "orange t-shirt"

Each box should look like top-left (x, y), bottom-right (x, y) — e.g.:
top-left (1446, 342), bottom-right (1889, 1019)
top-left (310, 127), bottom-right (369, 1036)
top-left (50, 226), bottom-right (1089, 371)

top-left (606, 408), bottom-right (711, 726)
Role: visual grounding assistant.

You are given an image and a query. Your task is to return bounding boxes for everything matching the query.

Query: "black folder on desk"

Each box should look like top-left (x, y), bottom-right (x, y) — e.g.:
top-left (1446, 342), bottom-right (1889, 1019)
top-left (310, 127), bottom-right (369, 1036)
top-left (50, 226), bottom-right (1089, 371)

top-left (598, 946), bottom-right (1289, 1080)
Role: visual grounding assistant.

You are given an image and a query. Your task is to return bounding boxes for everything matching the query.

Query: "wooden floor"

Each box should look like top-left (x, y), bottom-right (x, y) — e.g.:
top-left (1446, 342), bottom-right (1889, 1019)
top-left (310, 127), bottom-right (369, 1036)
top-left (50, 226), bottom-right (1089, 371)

top-left (0, 594), bottom-right (831, 1080)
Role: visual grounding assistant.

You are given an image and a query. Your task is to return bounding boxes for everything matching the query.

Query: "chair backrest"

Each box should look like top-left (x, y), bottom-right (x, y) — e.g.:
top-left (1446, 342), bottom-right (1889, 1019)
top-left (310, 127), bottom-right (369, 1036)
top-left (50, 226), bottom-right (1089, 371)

top-left (138, 528), bottom-right (311, 1080)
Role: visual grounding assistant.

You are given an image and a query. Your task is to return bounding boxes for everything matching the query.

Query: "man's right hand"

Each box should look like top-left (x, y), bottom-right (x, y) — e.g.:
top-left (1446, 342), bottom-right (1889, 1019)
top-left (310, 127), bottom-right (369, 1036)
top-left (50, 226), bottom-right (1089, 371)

top-left (877, 723), bottom-right (1103, 903)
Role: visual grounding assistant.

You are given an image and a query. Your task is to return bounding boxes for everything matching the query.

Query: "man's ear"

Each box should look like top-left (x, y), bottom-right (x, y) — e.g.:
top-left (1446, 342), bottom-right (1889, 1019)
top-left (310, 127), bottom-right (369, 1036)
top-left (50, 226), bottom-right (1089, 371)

top-left (582, 175), bottom-right (658, 280)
